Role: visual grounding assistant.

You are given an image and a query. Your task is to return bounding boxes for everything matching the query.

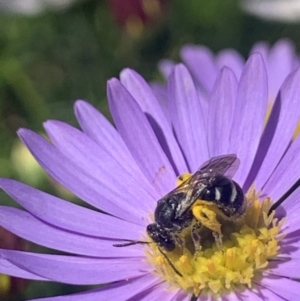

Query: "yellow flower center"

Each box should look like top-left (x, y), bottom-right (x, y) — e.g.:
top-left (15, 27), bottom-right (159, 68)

top-left (145, 175), bottom-right (285, 298)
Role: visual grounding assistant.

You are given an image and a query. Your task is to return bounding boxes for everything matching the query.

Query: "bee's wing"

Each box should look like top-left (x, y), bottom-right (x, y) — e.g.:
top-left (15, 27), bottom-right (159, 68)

top-left (175, 154), bottom-right (240, 217)
top-left (174, 170), bottom-right (209, 217)
top-left (157, 176), bottom-right (193, 203)
top-left (197, 154), bottom-right (240, 179)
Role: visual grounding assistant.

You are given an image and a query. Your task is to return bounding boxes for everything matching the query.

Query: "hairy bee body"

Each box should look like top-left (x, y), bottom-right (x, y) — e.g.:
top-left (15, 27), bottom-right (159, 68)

top-left (147, 154), bottom-right (246, 251)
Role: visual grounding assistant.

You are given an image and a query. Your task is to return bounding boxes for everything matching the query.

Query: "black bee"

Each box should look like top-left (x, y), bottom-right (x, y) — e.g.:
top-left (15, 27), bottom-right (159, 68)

top-left (145, 154), bottom-right (246, 252)
top-left (114, 154), bottom-right (246, 254)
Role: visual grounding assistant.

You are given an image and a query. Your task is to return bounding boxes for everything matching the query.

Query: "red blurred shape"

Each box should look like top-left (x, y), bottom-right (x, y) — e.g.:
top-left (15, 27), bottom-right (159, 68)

top-left (108, 0), bottom-right (168, 26)
top-left (0, 227), bottom-right (28, 297)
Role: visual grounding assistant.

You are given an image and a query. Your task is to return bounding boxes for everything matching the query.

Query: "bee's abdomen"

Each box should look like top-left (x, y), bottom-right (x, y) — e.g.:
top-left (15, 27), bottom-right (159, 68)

top-left (201, 176), bottom-right (246, 218)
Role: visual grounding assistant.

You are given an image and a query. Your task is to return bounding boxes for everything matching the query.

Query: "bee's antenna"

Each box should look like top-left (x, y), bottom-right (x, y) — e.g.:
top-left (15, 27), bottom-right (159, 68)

top-left (113, 241), bottom-right (183, 277)
top-left (157, 247), bottom-right (183, 277)
top-left (113, 240), bottom-right (150, 247)
top-left (268, 178), bottom-right (300, 215)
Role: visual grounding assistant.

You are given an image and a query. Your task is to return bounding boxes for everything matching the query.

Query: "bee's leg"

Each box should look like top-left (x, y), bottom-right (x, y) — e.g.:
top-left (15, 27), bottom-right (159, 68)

top-left (174, 234), bottom-right (185, 255)
top-left (212, 231), bottom-right (223, 249)
top-left (191, 222), bottom-right (202, 255)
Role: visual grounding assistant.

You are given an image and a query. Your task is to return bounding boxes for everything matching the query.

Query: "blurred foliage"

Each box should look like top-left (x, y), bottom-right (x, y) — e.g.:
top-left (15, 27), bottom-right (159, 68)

top-left (1, 0), bottom-right (300, 299)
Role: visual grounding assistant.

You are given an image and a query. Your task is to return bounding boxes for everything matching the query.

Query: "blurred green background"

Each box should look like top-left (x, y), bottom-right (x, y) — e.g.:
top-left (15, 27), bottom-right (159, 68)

top-left (0, 0), bottom-right (300, 299)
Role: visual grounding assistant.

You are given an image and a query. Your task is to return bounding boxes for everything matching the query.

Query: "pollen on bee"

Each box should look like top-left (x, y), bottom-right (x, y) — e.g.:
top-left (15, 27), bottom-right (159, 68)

top-left (192, 201), bottom-right (222, 234)
top-left (176, 173), bottom-right (192, 186)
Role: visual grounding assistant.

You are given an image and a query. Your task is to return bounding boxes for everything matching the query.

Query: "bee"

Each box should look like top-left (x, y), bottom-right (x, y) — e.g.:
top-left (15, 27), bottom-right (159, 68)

top-left (114, 154), bottom-right (245, 253)
top-left (145, 154), bottom-right (246, 253)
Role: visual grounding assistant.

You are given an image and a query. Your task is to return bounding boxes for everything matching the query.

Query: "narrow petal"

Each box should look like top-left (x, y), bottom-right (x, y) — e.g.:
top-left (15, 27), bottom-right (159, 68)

top-left (18, 129), bottom-right (140, 224)
top-left (262, 134), bottom-right (300, 201)
top-left (180, 45), bottom-right (218, 94)
top-left (221, 291), bottom-right (240, 301)
top-left (250, 41), bottom-right (268, 61)
top-left (247, 67), bottom-right (300, 191)
top-left (0, 206), bottom-right (142, 258)
top-left (0, 249), bottom-right (149, 285)
top-left (278, 242), bottom-right (300, 259)
top-left (150, 82), bottom-right (170, 123)
top-left (216, 49), bottom-right (244, 80)
top-left (120, 69), bottom-right (187, 174)
top-left (267, 39), bottom-right (298, 98)
top-left (235, 289), bottom-right (262, 301)
top-left (276, 186), bottom-right (300, 233)
top-left (29, 274), bottom-right (158, 301)
top-left (170, 291), bottom-right (190, 301)
top-left (74, 100), bottom-right (155, 196)
top-left (229, 53), bottom-right (268, 187)
top-left (0, 258), bottom-right (47, 281)
top-left (260, 276), bottom-right (300, 300)
top-left (168, 64), bottom-right (209, 172)
top-left (158, 59), bottom-right (176, 79)
top-left (130, 282), bottom-right (175, 301)
top-left (0, 179), bottom-right (144, 240)
top-left (44, 120), bottom-right (156, 217)
top-left (108, 78), bottom-right (176, 195)
top-left (268, 258), bottom-right (300, 278)
top-left (252, 284), bottom-right (285, 301)
top-left (259, 289), bottom-right (285, 301)
top-left (207, 67), bottom-right (238, 157)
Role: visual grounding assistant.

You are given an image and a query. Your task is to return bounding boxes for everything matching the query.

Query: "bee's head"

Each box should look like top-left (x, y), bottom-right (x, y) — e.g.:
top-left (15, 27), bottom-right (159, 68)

top-left (146, 223), bottom-right (175, 251)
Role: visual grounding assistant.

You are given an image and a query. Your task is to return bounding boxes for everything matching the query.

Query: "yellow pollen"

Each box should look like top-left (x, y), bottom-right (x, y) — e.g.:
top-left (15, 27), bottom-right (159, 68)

top-left (145, 180), bottom-right (285, 298)
top-left (192, 202), bottom-right (222, 234)
top-left (176, 173), bottom-right (192, 186)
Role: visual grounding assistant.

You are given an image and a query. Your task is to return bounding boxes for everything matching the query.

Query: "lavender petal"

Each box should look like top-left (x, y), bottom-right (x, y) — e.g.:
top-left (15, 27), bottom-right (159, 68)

top-left (229, 53), bottom-right (268, 187)
top-left (108, 78), bottom-right (176, 196)
top-left (44, 120), bottom-right (156, 218)
top-left (0, 258), bottom-right (47, 281)
top-left (207, 67), bottom-right (238, 157)
top-left (0, 206), bottom-right (143, 258)
top-left (158, 59), bottom-right (176, 79)
top-left (260, 275), bottom-right (300, 300)
top-left (74, 100), bottom-right (156, 197)
top-left (0, 249), bottom-right (149, 285)
top-left (170, 291), bottom-right (190, 301)
top-left (216, 49), bottom-right (244, 80)
top-left (130, 282), bottom-right (176, 301)
top-left (180, 45), bottom-right (217, 94)
top-left (120, 69), bottom-right (187, 174)
top-left (0, 178), bottom-right (144, 239)
top-left (18, 129), bottom-right (141, 224)
top-left (267, 39), bottom-right (298, 99)
top-left (268, 258), bottom-right (300, 278)
top-left (168, 64), bottom-right (209, 172)
top-left (150, 83), bottom-right (170, 123)
top-left (28, 274), bottom-right (158, 301)
top-left (248, 67), bottom-right (300, 192)
top-left (262, 134), bottom-right (300, 201)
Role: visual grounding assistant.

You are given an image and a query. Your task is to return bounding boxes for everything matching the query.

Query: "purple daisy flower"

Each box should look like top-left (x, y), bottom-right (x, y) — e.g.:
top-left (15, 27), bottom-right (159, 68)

top-left (157, 39), bottom-right (299, 103)
top-left (0, 53), bottom-right (300, 300)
